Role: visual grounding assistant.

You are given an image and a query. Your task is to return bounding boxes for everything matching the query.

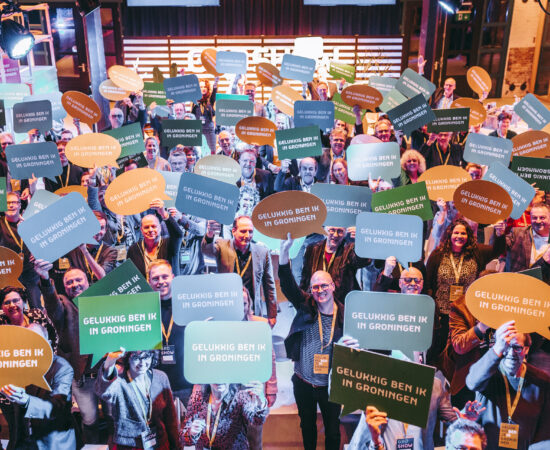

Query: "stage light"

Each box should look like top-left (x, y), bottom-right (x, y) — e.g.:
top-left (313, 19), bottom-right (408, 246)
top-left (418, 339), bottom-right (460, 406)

top-left (0, 17), bottom-right (34, 60)
top-left (76, 0), bottom-right (100, 16)
top-left (438, 0), bottom-right (461, 14)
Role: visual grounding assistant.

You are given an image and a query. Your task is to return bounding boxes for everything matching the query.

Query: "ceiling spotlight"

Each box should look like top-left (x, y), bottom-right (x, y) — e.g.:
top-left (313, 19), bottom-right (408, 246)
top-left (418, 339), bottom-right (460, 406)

top-left (0, 18), bottom-right (35, 59)
top-left (438, 0), bottom-right (461, 14)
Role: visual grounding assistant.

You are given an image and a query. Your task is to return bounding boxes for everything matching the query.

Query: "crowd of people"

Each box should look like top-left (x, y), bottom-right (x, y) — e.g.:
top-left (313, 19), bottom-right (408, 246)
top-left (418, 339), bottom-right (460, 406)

top-left (0, 64), bottom-right (549, 450)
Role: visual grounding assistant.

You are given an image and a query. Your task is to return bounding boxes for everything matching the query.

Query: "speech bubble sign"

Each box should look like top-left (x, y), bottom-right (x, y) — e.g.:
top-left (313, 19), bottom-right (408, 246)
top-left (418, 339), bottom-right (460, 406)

top-left (24, 92), bottom-right (65, 124)
top-left (159, 170), bottom-right (181, 209)
top-left (368, 76), bottom-right (397, 95)
top-left (176, 172), bottom-right (239, 225)
top-left (108, 65), bottom-right (144, 92)
top-left (194, 154), bottom-right (241, 184)
top-left (464, 133), bottom-right (513, 167)
top-left (54, 185), bottom-right (88, 200)
top-left (201, 48), bottom-right (221, 76)
top-left (395, 68), bottom-right (436, 101)
top-left (236, 116), bottom-right (277, 146)
top-left (280, 53), bottom-right (316, 82)
top-left (344, 291), bottom-right (435, 352)
top-left (355, 212), bottom-right (423, 264)
top-left (451, 98), bottom-right (487, 127)
top-left (453, 179), bottom-right (513, 224)
top-left (256, 62), bottom-right (283, 87)
top-left (251, 191), bottom-right (327, 239)
top-left (216, 99), bottom-right (254, 127)
top-left (467, 66), bottom-right (492, 96)
top-left (13, 100), bottom-right (52, 133)
top-left (163, 75), bottom-right (202, 103)
top-left (79, 292), bottom-right (162, 366)
top-left (387, 94), bottom-right (436, 136)
top-left (0, 325), bottom-right (53, 391)
top-left (98, 79), bottom-right (130, 101)
top-left (329, 61), bottom-right (355, 84)
top-left (511, 130), bottom-right (550, 158)
top-left (351, 134), bottom-right (382, 145)
top-left (103, 122), bottom-right (144, 158)
top-left (65, 133), bottom-right (121, 169)
top-left (161, 119), bottom-right (203, 147)
top-left (105, 167), bottom-right (171, 216)
top-left (465, 272), bottom-right (550, 339)
top-left (332, 92), bottom-right (362, 124)
top-left (310, 184), bottom-right (372, 228)
top-left (275, 126), bottom-right (323, 160)
top-left (329, 345), bottom-right (435, 424)
top-left (379, 88), bottom-right (408, 113)
top-left (371, 182), bottom-right (433, 221)
top-left (483, 162), bottom-right (536, 220)
top-left (347, 142), bottom-right (401, 181)
top-left (22, 189), bottom-right (60, 220)
top-left (61, 91), bottom-right (101, 126)
top-left (427, 108), bottom-right (470, 133)
top-left (6, 142), bottom-right (62, 181)
top-left (418, 165), bottom-right (471, 202)
top-left (0, 83), bottom-right (30, 109)
top-left (184, 321), bottom-right (272, 384)
top-left (293, 36), bottom-right (323, 60)
top-left (514, 93), bottom-right (550, 130)
top-left (0, 246), bottom-right (24, 289)
top-left (142, 82), bottom-right (167, 106)
top-left (216, 51), bottom-right (248, 74)
top-left (510, 156), bottom-right (550, 192)
top-left (18, 192), bottom-right (100, 263)
top-left (216, 93), bottom-right (249, 102)
top-left (271, 85), bottom-right (303, 117)
top-left (172, 273), bottom-right (243, 325)
top-left (294, 101), bottom-right (335, 133)
top-left (341, 85), bottom-right (383, 111)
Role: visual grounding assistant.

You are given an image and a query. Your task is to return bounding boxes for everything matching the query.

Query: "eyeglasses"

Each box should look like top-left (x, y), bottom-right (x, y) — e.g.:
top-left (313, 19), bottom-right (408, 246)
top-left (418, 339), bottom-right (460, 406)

top-left (110, 114), bottom-right (123, 118)
top-left (400, 277), bottom-right (422, 284)
top-left (406, 159), bottom-right (418, 163)
top-left (130, 353), bottom-right (153, 362)
top-left (310, 283), bottom-right (331, 292)
top-left (327, 228), bottom-right (345, 236)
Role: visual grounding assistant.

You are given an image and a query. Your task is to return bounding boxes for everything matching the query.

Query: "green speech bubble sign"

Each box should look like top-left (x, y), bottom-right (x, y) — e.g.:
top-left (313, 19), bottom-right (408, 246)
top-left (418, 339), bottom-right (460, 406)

top-left (371, 182), bottom-right (433, 221)
top-left (104, 122), bottom-right (144, 158)
top-left (275, 126), bottom-right (323, 160)
top-left (511, 156), bottom-right (550, 192)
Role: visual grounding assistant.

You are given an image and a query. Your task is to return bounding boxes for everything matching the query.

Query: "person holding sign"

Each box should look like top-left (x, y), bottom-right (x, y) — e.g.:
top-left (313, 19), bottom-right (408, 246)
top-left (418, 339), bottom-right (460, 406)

top-left (237, 149), bottom-right (274, 206)
top-left (318, 129), bottom-right (347, 183)
top-left (430, 78), bottom-right (459, 109)
top-left (192, 78), bottom-right (219, 155)
top-left (95, 348), bottom-right (182, 450)
top-left (216, 130), bottom-right (238, 161)
top-left (400, 150), bottom-right (427, 186)
top-left (144, 137), bottom-right (171, 172)
top-left (44, 137), bottom-right (84, 192)
top-left (275, 157), bottom-right (317, 192)
top-left (466, 321), bottom-right (550, 449)
top-left (489, 112), bottom-right (517, 140)
top-left (420, 132), bottom-right (465, 170)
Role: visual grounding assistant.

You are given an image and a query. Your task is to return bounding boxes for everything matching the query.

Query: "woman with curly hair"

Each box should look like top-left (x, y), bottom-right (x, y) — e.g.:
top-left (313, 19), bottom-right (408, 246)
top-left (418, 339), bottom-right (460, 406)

top-left (400, 149), bottom-right (426, 185)
top-left (192, 77), bottom-right (219, 155)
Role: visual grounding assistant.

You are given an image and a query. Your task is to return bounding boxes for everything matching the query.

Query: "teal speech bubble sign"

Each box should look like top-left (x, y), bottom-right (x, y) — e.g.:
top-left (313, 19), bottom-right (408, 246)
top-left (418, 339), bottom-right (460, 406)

top-left (368, 76), bottom-right (397, 96)
top-left (311, 183), bottom-right (372, 228)
top-left (483, 162), bottom-right (535, 220)
top-left (163, 74), bottom-right (202, 103)
top-left (176, 172), bottom-right (239, 225)
top-left (464, 133), bottom-right (513, 167)
top-left (386, 94), bottom-right (436, 136)
top-left (355, 212), bottom-right (423, 264)
top-left (24, 92), bottom-right (65, 123)
top-left (511, 156), bottom-right (550, 192)
top-left (329, 344), bottom-right (435, 425)
top-left (514, 94), bottom-right (550, 130)
top-left (142, 82), bottom-right (167, 106)
top-left (184, 321), bottom-right (272, 384)
top-left (13, 100), bottom-right (52, 133)
top-left (216, 51), bottom-right (248, 74)
top-left (347, 142), bottom-right (401, 181)
top-left (79, 292), bottom-right (162, 366)
top-left (0, 83), bottom-right (30, 108)
top-left (216, 99), bottom-right (254, 127)
top-left (172, 273), bottom-right (244, 325)
top-left (160, 170), bottom-right (181, 209)
top-left (215, 93), bottom-right (249, 102)
top-left (427, 108), bottom-right (470, 133)
top-left (280, 53), bottom-right (316, 82)
top-left (275, 125), bottom-right (323, 160)
top-left (394, 68), bottom-right (436, 101)
top-left (6, 142), bottom-right (62, 181)
top-left (104, 122), bottom-right (144, 158)
top-left (329, 61), bottom-right (355, 84)
top-left (344, 291), bottom-right (435, 352)
top-left (161, 119), bottom-right (202, 147)
top-left (371, 182), bottom-right (433, 221)
top-left (379, 88), bottom-right (408, 113)
top-left (22, 189), bottom-right (60, 220)
top-left (19, 192), bottom-right (100, 262)
top-left (294, 101), bottom-right (335, 133)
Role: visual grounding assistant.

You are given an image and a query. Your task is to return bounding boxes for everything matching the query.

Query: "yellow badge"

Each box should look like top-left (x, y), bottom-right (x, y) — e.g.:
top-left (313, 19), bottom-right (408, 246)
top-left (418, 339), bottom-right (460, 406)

top-left (498, 422), bottom-right (519, 449)
top-left (313, 354), bottom-right (330, 375)
top-left (58, 257), bottom-right (70, 270)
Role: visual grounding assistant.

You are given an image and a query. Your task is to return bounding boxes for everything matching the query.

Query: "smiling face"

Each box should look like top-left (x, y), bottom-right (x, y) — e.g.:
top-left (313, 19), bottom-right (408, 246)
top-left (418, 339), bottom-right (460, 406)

top-left (232, 217), bottom-right (254, 252)
top-left (330, 132), bottom-right (346, 156)
top-left (145, 138), bottom-right (159, 161)
top-left (141, 215), bottom-right (161, 244)
top-left (63, 269), bottom-right (89, 299)
top-left (239, 152), bottom-right (256, 180)
top-left (218, 132), bottom-right (232, 154)
top-left (5, 193), bottom-right (21, 222)
top-left (399, 267), bottom-right (424, 295)
top-left (245, 83), bottom-right (256, 102)
top-left (404, 155), bottom-right (419, 174)
top-left (332, 161), bottom-right (347, 184)
top-left (57, 140), bottom-right (68, 166)
top-left (325, 226), bottom-right (346, 252)
top-left (437, 132), bottom-right (452, 149)
top-left (200, 81), bottom-right (209, 96)
top-left (310, 271), bottom-right (335, 306)
top-left (501, 333), bottom-right (529, 378)
top-left (149, 264), bottom-right (174, 300)
top-left (174, 103), bottom-right (185, 119)
top-left (375, 121), bottom-right (392, 142)
top-left (93, 218), bottom-right (107, 243)
top-left (530, 206), bottom-right (550, 237)
top-left (443, 78), bottom-right (456, 98)
top-left (451, 224), bottom-right (468, 253)
top-left (185, 149), bottom-right (197, 169)
top-left (109, 108), bottom-right (124, 129)
top-left (2, 291), bottom-right (25, 324)
top-left (128, 352), bottom-right (153, 378)
top-left (499, 118), bottom-right (511, 136)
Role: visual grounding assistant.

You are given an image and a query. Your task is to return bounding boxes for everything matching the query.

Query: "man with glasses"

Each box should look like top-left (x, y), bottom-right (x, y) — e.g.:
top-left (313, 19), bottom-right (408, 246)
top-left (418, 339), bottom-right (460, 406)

top-left (446, 419), bottom-right (487, 450)
top-left (374, 257), bottom-right (425, 294)
top-left (216, 130), bottom-right (238, 161)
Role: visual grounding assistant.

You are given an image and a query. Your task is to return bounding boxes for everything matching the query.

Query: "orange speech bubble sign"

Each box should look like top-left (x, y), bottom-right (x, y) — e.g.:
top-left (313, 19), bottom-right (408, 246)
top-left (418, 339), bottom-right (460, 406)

top-left (201, 48), bottom-right (221, 76)
top-left (341, 84), bottom-right (383, 111)
top-left (453, 179), bottom-right (513, 224)
top-left (99, 79), bottom-right (130, 101)
top-left (252, 191), bottom-right (327, 239)
top-left (452, 98), bottom-right (487, 127)
top-left (61, 91), bottom-right (101, 126)
top-left (271, 85), bottom-right (303, 117)
top-left (194, 154), bottom-right (241, 185)
top-left (256, 62), bottom-right (283, 87)
top-left (65, 133), bottom-right (121, 169)
top-left (0, 246), bottom-right (24, 289)
top-left (0, 325), bottom-right (53, 391)
top-left (108, 65), bottom-right (144, 92)
top-left (418, 165), bottom-right (472, 202)
top-left (465, 272), bottom-right (550, 338)
top-left (466, 66), bottom-right (492, 96)
top-left (105, 167), bottom-right (171, 215)
top-left (511, 130), bottom-right (550, 158)
top-left (54, 185), bottom-right (88, 200)
top-left (236, 116), bottom-right (277, 146)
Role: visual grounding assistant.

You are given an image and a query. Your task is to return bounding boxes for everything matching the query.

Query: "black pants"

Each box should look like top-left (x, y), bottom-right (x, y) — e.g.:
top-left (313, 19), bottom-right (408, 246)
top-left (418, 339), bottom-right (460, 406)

top-left (292, 374), bottom-right (341, 450)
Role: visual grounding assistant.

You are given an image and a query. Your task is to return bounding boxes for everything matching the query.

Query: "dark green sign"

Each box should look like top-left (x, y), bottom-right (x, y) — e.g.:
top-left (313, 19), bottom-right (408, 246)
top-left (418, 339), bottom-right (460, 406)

top-left (143, 82), bottom-right (167, 106)
top-left (511, 156), bottom-right (550, 192)
top-left (329, 62), bottom-right (355, 84)
top-left (427, 108), bottom-right (470, 133)
top-left (371, 181), bottom-right (433, 220)
top-left (332, 92), bottom-right (358, 125)
top-left (275, 126), bottom-right (323, 160)
top-left (216, 99), bottom-right (254, 126)
top-left (161, 119), bottom-right (202, 147)
top-left (104, 122), bottom-right (144, 158)
top-left (387, 94), bottom-right (436, 136)
top-left (0, 178), bottom-right (6, 212)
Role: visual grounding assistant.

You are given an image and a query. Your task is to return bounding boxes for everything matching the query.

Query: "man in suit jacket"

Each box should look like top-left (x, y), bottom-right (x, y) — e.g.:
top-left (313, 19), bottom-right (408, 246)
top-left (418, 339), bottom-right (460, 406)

top-left (430, 78), bottom-right (459, 109)
top-left (236, 149), bottom-right (274, 209)
top-left (201, 216), bottom-right (277, 327)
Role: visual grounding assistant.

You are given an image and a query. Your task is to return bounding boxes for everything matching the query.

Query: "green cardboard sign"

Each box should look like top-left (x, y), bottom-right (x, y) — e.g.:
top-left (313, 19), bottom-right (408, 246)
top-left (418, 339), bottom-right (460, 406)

top-left (104, 122), bottom-right (144, 158)
top-left (395, 68), bottom-right (436, 101)
top-left (329, 61), bottom-right (355, 84)
top-left (216, 99), bottom-right (254, 127)
top-left (333, 92), bottom-right (359, 125)
top-left (160, 170), bottom-right (181, 208)
top-left (115, 152), bottom-right (148, 176)
top-left (79, 292), bottom-right (162, 366)
top-left (387, 94), bottom-right (436, 136)
top-left (379, 88), bottom-right (408, 113)
top-left (347, 142), bottom-right (401, 181)
top-left (464, 133), bottom-right (513, 167)
top-left (13, 100), bottom-right (52, 133)
top-left (161, 119), bottom-right (202, 147)
top-left (329, 344), bottom-right (435, 426)
top-left (215, 93), bottom-right (249, 102)
top-left (514, 94), bottom-right (550, 130)
top-left (427, 108), bottom-right (470, 133)
top-left (142, 82), bottom-right (167, 106)
top-left (518, 266), bottom-right (543, 280)
top-left (184, 321), bottom-right (273, 383)
top-left (368, 76), bottom-right (397, 95)
top-left (275, 126), bottom-right (323, 160)
top-left (0, 178), bottom-right (6, 212)
top-left (371, 182), bottom-right (433, 221)
top-left (343, 291), bottom-right (434, 352)
top-left (511, 156), bottom-right (550, 192)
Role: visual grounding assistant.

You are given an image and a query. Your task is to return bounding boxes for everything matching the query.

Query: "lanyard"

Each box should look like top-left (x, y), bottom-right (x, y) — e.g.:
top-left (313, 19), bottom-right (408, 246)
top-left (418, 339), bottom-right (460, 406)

top-left (84, 243), bottom-right (103, 280)
top-left (142, 237), bottom-right (162, 274)
top-left (57, 164), bottom-right (70, 188)
top-left (206, 394), bottom-right (223, 448)
top-left (116, 216), bottom-right (125, 244)
top-left (318, 303), bottom-right (338, 352)
top-left (4, 217), bottom-right (23, 253)
top-left (436, 143), bottom-right (451, 166)
top-left (162, 316), bottom-right (174, 344)
top-left (450, 254), bottom-right (464, 284)
top-left (235, 252), bottom-right (252, 277)
top-left (128, 374), bottom-right (152, 425)
top-left (500, 364), bottom-right (526, 422)
top-left (323, 251), bottom-right (336, 272)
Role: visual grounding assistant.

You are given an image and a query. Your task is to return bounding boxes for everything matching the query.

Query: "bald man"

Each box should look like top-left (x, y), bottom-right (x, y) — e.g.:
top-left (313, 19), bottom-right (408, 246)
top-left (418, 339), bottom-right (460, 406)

top-left (374, 256), bottom-right (426, 293)
top-left (431, 78), bottom-right (459, 109)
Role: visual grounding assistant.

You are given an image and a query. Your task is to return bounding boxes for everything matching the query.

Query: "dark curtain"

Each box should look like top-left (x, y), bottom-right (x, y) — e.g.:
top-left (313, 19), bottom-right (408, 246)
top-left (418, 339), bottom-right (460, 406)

top-left (122, 0), bottom-right (402, 37)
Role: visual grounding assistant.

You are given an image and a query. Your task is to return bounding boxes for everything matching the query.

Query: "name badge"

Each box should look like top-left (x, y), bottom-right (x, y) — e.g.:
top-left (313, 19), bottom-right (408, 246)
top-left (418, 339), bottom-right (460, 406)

top-left (161, 345), bottom-right (176, 365)
top-left (449, 284), bottom-right (464, 302)
top-left (180, 248), bottom-right (191, 264)
top-left (58, 257), bottom-right (70, 270)
top-left (201, 116), bottom-right (206, 125)
top-left (115, 245), bottom-right (127, 261)
top-left (499, 422), bottom-right (519, 449)
top-left (10, 179), bottom-right (21, 192)
top-left (397, 437), bottom-right (414, 449)
top-left (141, 428), bottom-right (157, 449)
top-left (313, 354), bottom-right (329, 374)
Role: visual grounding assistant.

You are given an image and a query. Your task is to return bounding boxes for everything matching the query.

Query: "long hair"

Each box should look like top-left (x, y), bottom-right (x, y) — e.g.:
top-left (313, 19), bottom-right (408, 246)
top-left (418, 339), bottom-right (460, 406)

top-left (199, 79), bottom-right (211, 103)
top-left (438, 218), bottom-right (477, 258)
top-left (400, 149), bottom-right (426, 175)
